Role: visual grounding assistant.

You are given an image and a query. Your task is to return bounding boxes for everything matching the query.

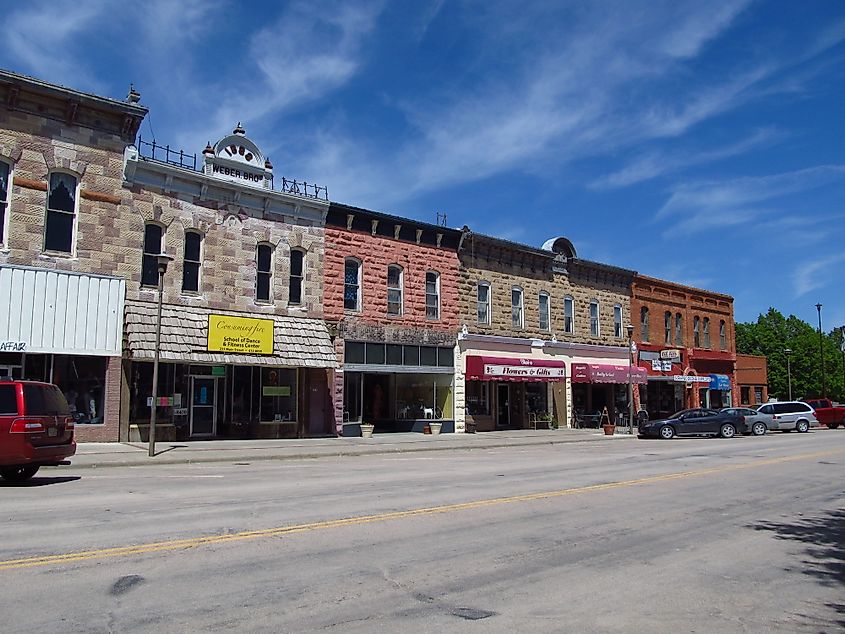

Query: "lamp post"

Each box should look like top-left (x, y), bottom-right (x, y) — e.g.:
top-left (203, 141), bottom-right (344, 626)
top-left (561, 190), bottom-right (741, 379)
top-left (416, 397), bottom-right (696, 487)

top-left (149, 254), bottom-right (173, 458)
top-left (784, 348), bottom-right (793, 401)
top-left (815, 303), bottom-right (826, 397)
top-left (627, 323), bottom-right (635, 435)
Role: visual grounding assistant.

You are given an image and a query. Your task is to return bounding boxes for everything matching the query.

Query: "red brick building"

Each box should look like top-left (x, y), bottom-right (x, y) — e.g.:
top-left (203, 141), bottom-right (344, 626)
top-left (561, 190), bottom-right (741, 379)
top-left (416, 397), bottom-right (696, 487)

top-left (324, 203), bottom-right (463, 435)
top-left (736, 354), bottom-right (769, 406)
top-left (630, 275), bottom-right (736, 419)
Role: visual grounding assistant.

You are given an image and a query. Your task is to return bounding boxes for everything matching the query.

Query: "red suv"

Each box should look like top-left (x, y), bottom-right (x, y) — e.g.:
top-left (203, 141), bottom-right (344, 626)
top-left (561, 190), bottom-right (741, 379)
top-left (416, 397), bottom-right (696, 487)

top-left (0, 380), bottom-right (76, 482)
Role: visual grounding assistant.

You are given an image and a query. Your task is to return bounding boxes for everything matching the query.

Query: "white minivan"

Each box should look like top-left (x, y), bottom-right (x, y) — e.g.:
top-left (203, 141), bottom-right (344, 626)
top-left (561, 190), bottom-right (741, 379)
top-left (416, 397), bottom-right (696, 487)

top-left (756, 401), bottom-right (818, 432)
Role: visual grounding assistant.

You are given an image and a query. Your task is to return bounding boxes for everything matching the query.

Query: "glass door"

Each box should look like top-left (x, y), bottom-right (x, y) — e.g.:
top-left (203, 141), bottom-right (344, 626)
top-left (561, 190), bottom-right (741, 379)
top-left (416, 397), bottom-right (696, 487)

top-left (496, 383), bottom-right (510, 428)
top-left (190, 377), bottom-right (217, 437)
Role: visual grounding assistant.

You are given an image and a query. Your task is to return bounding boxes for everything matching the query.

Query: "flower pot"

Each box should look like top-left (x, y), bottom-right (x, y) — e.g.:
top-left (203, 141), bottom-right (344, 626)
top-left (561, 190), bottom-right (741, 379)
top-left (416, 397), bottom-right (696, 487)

top-left (602, 424), bottom-right (616, 436)
top-left (360, 423), bottom-right (375, 438)
top-left (429, 422), bottom-right (442, 435)
top-left (423, 425), bottom-right (431, 434)
top-left (465, 421), bottom-right (477, 434)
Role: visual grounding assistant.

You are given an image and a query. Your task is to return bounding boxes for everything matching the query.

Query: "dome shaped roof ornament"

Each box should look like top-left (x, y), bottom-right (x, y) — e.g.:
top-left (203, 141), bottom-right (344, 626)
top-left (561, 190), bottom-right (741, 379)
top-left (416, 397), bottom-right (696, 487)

top-left (541, 236), bottom-right (577, 259)
top-left (202, 142), bottom-right (214, 156)
top-left (233, 122), bottom-right (246, 136)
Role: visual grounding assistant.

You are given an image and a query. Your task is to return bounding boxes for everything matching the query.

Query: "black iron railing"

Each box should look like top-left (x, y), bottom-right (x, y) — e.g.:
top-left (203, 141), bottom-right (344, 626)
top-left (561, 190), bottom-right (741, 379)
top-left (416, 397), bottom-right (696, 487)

top-left (275, 176), bottom-right (328, 201)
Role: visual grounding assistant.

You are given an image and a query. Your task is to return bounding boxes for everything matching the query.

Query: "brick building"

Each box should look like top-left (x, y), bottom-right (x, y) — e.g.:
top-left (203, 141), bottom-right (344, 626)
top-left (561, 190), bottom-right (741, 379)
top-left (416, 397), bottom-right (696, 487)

top-left (324, 203), bottom-right (462, 435)
top-left (456, 233), bottom-right (644, 432)
top-left (630, 275), bottom-right (736, 419)
top-left (736, 354), bottom-right (769, 406)
top-left (0, 69), bottom-right (146, 442)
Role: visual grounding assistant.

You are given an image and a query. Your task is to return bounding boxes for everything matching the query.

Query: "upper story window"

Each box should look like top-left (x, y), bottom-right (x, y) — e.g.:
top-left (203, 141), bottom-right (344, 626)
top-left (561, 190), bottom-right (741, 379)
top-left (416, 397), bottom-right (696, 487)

top-left (613, 304), bottom-right (623, 338)
top-left (477, 282), bottom-right (490, 325)
top-left (387, 264), bottom-right (403, 316)
top-left (563, 295), bottom-right (574, 334)
top-left (640, 307), bottom-right (650, 342)
top-left (539, 292), bottom-right (551, 331)
top-left (703, 317), bottom-right (711, 349)
top-left (664, 311), bottom-right (672, 345)
top-left (0, 160), bottom-right (10, 247)
top-left (675, 313), bottom-right (683, 346)
top-left (256, 243), bottom-right (273, 302)
top-left (344, 258), bottom-right (361, 311)
top-left (693, 316), bottom-right (701, 347)
top-left (44, 172), bottom-right (77, 254)
top-left (589, 299), bottom-right (600, 337)
top-left (289, 249), bottom-right (304, 306)
top-left (141, 223), bottom-right (164, 287)
top-left (182, 231), bottom-right (202, 293)
top-left (426, 271), bottom-right (440, 320)
top-left (719, 320), bottom-right (727, 351)
top-left (511, 287), bottom-right (524, 329)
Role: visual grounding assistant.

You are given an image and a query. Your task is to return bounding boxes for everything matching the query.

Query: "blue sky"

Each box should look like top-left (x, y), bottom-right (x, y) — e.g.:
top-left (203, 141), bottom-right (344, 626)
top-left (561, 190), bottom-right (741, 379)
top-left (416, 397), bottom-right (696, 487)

top-left (2, 0), bottom-right (844, 328)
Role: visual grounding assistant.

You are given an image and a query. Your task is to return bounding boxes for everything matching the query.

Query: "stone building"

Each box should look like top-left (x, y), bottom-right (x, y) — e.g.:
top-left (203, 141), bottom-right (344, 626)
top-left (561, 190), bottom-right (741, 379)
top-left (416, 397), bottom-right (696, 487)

top-left (121, 125), bottom-right (336, 441)
top-left (630, 275), bottom-right (736, 419)
top-left (324, 203), bottom-right (463, 435)
top-left (0, 69), bottom-right (146, 442)
top-left (456, 233), bottom-right (643, 432)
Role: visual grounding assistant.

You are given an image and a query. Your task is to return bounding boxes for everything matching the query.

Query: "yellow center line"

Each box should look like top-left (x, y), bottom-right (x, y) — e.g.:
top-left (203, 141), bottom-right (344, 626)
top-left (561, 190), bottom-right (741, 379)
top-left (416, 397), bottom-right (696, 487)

top-left (1, 447), bottom-right (840, 572)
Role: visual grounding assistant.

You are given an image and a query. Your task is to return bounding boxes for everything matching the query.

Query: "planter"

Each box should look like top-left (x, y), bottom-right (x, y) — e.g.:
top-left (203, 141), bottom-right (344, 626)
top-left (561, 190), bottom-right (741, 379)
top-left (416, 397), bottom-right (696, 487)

top-left (360, 423), bottom-right (375, 438)
top-left (429, 422), bottom-right (442, 435)
top-left (602, 424), bottom-right (616, 436)
top-left (465, 421), bottom-right (477, 434)
top-left (423, 425), bottom-right (432, 435)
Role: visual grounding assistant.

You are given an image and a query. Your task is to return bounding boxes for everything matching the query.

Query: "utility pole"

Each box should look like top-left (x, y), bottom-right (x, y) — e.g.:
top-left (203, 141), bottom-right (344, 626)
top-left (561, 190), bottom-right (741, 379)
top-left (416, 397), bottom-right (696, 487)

top-left (815, 303), bottom-right (826, 396)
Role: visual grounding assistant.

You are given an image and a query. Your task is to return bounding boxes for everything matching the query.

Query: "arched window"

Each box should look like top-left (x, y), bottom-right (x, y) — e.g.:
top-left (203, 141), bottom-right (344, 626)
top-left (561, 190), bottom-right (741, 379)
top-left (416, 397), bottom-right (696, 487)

top-left (0, 160), bottom-right (10, 247)
top-left (613, 304), bottom-right (623, 338)
top-left (344, 258), bottom-right (361, 311)
top-left (44, 172), bottom-right (78, 253)
top-left (511, 286), bottom-right (524, 329)
top-left (477, 281), bottom-right (490, 325)
top-left (664, 311), bottom-right (672, 345)
top-left (539, 292), bottom-right (551, 331)
top-left (675, 313), bottom-right (683, 346)
top-left (387, 264), bottom-right (403, 316)
top-left (563, 295), bottom-right (574, 334)
top-left (640, 307), bottom-right (649, 342)
top-left (182, 231), bottom-right (202, 293)
top-left (719, 320), bottom-right (727, 351)
top-left (589, 299), bottom-right (600, 337)
top-left (703, 317), bottom-right (711, 349)
top-left (693, 316), bottom-right (701, 348)
top-left (426, 271), bottom-right (440, 320)
top-left (142, 223), bottom-right (164, 287)
top-left (256, 243), bottom-right (273, 302)
top-left (289, 248), bottom-right (305, 305)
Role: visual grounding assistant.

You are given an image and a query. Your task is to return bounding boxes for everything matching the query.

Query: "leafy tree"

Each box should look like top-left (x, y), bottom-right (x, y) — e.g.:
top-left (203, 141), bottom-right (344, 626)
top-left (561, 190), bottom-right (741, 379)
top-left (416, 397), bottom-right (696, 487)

top-left (736, 308), bottom-right (845, 402)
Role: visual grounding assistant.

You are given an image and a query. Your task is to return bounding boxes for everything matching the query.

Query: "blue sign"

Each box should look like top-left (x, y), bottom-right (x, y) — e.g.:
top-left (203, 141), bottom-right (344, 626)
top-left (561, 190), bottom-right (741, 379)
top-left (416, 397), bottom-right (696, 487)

top-left (709, 374), bottom-right (731, 390)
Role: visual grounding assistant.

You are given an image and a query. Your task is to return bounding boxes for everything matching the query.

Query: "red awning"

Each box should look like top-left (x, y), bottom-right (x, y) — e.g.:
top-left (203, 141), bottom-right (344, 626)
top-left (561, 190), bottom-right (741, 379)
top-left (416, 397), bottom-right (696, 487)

top-left (571, 362), bottom-right (647, 384)
top-left (465, 355), bottom-right (566, 382)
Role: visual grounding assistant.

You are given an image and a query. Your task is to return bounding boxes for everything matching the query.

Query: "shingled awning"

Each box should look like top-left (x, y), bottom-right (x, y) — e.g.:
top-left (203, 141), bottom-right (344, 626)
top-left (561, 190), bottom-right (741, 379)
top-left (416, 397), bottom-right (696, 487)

top-left (124, 300), bottom-right (337, 368)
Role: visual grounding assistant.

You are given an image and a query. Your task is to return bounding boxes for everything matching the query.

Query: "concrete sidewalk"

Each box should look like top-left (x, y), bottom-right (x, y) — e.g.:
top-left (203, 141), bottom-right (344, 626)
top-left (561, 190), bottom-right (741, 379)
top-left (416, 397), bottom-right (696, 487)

top-left (67, 428), bottom-right (635, 468)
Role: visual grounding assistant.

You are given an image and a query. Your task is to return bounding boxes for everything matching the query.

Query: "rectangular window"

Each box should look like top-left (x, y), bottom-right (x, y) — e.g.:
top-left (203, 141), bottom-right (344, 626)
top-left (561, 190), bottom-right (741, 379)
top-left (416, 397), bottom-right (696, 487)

top-left (719, 321), bottom-right (727, 351)
top-left (426, 271), bottom-right (440, 320)
top-left (754, 387), bottom-right (763, 404)
top-left (641, 307), bottom-right (650, 342)
top-left (386, 344), bottom-right (403, 365)
top-left (387, 265), bottom-right (403, 316)
top-left (693, 316), bottom-right (700, 347)
top-left (613, 305), bottom-right (622, 338)
top-left (260, 367), bottom-right (297, 422)
top-left (511, 288), bottom-right (524, 329)
top-left (141, 224), bottom-right (163, 287)
top-left (477, 283), bottom-right (490, 324)
top-left (344, 259), bottom-right (361, 311)
top-left (182, 232), bottom-right (202, 293)
top-left (44, 172), bottom-right (77, 253)
top-left (0, 161), bottom-right (9, 246)
top-left (465, 381), bottom-right (490, 416)
top-left (664, 312), bottom-right (672, 345)
top-left (741, 387), bottom-right (750, 405)
top-left (539, 293), bottom-right (550, 331)
top-left (675, 314), bottom-right (683, 346)
top-left (0, 384), bottom-right (18, 415)
top-left (564, 296), bottom-right (574, 334)
top-left (256, 244), bottom-right (272, 302)
top-left (289, 249), bottom-right (304, 305)
top-left (589, 300), bottom-right (600, 336)
top-left (703, 318), bottom-right (711, 349)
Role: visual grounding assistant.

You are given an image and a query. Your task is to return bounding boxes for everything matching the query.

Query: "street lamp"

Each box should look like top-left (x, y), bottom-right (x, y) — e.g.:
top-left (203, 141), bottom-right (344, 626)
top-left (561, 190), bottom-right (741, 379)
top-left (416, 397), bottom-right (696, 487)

top-left (784, 348), bottom-right (792, 401)
top-left (149, 254), bottom-right (173, 458)
top-left (627, 323), bottom-right (635, 435)
top-left (815, 303), bottom-right (826, 397)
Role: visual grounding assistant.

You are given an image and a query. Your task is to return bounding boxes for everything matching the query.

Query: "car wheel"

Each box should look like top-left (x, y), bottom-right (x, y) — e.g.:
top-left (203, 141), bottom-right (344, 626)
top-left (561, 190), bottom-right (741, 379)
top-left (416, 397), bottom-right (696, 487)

top-left (659, 425), bottom-right (675, 439)
top-left (828, 423), bottom-right (839, 430)
top-left (0, 465), bottom-right (40, 483)
top-left (719, 423), bottom-right (736, 438)
top-left (751, 422), bottom-right (767, 436)
top-left (796, 420), bottom-right (809, 433)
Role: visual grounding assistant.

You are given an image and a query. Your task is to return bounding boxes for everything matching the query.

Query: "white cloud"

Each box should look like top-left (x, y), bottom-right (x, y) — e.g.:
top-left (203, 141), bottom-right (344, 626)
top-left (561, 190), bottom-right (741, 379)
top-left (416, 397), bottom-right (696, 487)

top-left (792, 254), bottom-right (845, 298)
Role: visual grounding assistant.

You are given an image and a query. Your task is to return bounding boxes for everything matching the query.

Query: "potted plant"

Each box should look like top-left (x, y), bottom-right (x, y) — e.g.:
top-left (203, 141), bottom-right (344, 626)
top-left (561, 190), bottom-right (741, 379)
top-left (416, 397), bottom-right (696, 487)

top-left (537, 413), bottom-right (557, 430)
top-left (360, 422), bottom-right (375, 438)
top-left (602, 422), bottom-right (616, 436)
top-left (429, 421), bottom-right (443, 435)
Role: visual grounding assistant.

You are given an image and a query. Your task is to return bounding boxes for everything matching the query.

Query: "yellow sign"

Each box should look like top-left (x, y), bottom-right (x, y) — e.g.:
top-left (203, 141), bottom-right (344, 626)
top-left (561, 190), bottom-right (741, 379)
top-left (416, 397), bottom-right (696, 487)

top-left (207, 315), bottom-right (274, 355)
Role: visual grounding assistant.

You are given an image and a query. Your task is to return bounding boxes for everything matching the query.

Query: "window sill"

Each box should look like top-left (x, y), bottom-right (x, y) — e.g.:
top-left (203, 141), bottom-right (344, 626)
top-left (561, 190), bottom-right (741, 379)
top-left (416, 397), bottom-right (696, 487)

top-left (40, 250), bottom-right (76, 259)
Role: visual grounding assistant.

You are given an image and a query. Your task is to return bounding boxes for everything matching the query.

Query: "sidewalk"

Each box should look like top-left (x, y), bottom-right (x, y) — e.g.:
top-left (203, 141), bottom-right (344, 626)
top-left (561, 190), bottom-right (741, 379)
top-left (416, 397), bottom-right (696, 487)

top-left (69, 428), bottom-right (636, 468)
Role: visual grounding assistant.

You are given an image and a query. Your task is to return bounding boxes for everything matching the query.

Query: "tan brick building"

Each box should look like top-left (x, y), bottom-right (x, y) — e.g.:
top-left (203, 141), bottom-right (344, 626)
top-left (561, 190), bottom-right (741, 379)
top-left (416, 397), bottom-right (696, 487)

top-left (456, 233), bottom-right (643, 432)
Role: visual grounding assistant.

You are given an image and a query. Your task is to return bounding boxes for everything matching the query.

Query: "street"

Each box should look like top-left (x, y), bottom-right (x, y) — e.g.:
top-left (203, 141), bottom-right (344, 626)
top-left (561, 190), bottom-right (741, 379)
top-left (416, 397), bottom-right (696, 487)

top-left (1, 432), bottom-right (843, 633)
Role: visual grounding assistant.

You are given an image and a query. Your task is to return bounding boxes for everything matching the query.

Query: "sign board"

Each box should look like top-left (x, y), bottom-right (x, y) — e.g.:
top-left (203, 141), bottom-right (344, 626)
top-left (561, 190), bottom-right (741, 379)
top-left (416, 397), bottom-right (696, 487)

top-left (0, 341), bottom-right (26, 352)
top-left (262, 386), bottom-right (292, 397)
top-left (207, 315), bottom-right (274, 355)
top-left (211, 366), bottom-right (226, 377)
top-left (651, 360), bottom-right (662, 371)
top-left (484, 363), bottom-right (566, 379)
top-left (660, 349), bottom-right (681, 360)
top-left (661, 360), bottom-right (672, 372)
top-left (173, 408), bottom-right (188, 417)
top-left (672, 375), bottom-right (712, 384)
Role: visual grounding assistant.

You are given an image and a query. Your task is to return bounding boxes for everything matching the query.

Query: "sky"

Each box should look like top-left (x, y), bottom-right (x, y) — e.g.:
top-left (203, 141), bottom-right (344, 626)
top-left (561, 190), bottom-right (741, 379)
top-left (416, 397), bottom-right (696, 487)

top-left (2, 0), bottom-right (844, 329)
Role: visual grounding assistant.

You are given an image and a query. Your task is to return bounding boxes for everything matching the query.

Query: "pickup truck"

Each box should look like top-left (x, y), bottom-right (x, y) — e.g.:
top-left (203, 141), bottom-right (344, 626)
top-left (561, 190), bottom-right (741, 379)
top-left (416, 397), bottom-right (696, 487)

top-left (804, 398), bottom-right (845, 429)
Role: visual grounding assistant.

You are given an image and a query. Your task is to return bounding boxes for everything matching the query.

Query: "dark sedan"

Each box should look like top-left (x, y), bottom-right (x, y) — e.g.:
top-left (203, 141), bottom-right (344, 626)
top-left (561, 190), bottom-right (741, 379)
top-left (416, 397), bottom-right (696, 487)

top-left (637, 408), bottom-right (745, 439)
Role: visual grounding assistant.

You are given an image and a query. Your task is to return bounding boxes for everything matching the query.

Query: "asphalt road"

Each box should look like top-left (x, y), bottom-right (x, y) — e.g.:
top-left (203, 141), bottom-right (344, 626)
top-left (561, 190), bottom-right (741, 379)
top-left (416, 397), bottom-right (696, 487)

top-left (1, 431), bottom-right (843, 633)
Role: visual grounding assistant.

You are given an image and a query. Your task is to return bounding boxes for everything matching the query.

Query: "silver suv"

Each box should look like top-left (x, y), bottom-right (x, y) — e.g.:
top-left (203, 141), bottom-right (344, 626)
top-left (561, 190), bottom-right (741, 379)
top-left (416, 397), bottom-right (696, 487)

top-left (756, 401), bottom-right (818, 432)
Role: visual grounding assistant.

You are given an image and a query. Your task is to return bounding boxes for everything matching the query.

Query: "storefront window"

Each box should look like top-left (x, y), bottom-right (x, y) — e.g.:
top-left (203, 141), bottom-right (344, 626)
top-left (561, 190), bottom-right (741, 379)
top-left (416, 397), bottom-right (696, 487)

top-left (525, 383), bottom-right (548, 415)
top-left (52, 355), bottom-right (107, 424)
top-left (395, 374), bottom-right (452, 420)
top-left (344, 372), bottom-right (362, 422)
top-left (261, 367), bottom-right (297, 422)
top-left (231, 365), bottom-right (260, 424)
top-left (129, 361), bottom-right (190, 426)
top-left (465, 381), bottom-right (490, 416)
top-left (754, 387), bottom-right (762, 403)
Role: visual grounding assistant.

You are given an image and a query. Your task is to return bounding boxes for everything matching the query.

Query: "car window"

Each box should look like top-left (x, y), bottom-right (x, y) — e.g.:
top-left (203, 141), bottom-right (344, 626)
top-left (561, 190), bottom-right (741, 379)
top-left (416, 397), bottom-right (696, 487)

top-left (0, 385), bottom-right (18, 415)
top-left (23, 385), bottom-right (71, 416)
top-left (773, 403), bottom-right (791, 414)
top-left (759, 404), bottom-right (773, 414)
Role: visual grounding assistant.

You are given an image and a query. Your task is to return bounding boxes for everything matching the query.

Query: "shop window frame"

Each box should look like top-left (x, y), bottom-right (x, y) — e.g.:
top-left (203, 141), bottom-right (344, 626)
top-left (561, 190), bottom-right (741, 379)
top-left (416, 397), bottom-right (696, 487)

top-left (640, 306), bottom-right (650, 342)
top-left (538, 291), bottom-right (551, 332)
top-left (511, 286), bottom-right (524, 329)
top-left (344, 257), bottom-right (362, 312)
top-left (289, 248), bottom-right (305, 306)
top-left (43, 171), bottom-right (79, 255)
top-left (675, 313), bottom-right (683, 346)
top-left (425, 270), bottom-right (441, 320)
top-left (693, 316), bottom-right (701, 347)
top-left (703, 317), bottom-right (711, 349)
top-left (589, 299), bottom-right (600, 337)
top-left (719, 320), bottom-right (727, 351)
top-left (664, 311), bottom-right (672, 345)
top-left (387, 264), bottom-right (403, 316)
top-left (613, 304), bottom-right (623, 339)
top-left (141, 222), bottom-right (165, 288)
top-left (477, 281), bottom-right (491, 325)
top-left (254, 242), bottom-right (274, 303)
top-left (563, 295), bottom-right (574, 334)
top-left (182, 230), bottom-right (203, 294)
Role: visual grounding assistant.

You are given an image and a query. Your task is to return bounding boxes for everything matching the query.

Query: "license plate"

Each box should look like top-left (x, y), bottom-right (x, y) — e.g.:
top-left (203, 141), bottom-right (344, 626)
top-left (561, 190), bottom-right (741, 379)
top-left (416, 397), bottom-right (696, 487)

top-left (47, 427), bottom-right (58, 437)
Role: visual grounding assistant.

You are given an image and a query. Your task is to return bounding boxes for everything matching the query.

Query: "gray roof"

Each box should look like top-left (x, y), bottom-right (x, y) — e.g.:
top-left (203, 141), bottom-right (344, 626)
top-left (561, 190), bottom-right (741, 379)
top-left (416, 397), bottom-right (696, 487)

top-left (124, 300), bottom-right (337, 368)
